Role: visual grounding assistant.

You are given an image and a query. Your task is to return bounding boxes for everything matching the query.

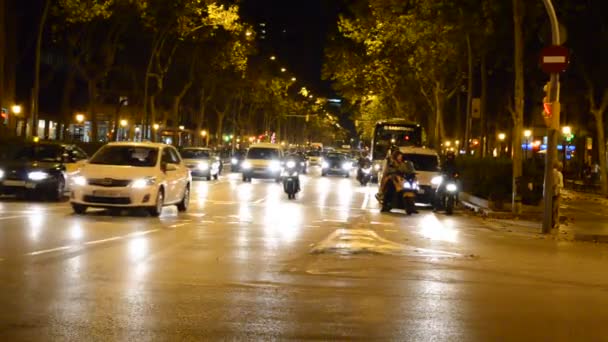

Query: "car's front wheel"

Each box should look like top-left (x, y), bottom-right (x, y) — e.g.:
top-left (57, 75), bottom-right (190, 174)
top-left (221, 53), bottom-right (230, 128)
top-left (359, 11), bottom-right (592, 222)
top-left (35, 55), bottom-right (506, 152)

top-left (148, 188), bottom-right (164, 217)
top-left (177, 185), bottom-right (190, 212)
top-left (71, 203), bottom-right (87, 215)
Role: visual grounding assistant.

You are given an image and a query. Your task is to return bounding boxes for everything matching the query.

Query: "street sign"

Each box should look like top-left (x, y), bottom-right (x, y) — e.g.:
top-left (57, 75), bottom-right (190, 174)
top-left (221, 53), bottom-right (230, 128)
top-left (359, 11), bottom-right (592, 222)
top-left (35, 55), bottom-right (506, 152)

top-left (540, 45), bottom-right (569, 74)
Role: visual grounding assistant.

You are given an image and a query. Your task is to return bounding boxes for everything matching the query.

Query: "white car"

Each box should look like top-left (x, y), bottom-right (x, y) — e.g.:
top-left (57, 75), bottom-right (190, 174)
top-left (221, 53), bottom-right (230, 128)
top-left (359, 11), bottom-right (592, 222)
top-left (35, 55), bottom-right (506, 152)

top-left (398, 147), bottom-right (441, 204)
top-left (241, 143), bottom-right (284, 182)
top-left (181, 147), bottom-right (221, 180)
top-left (69, 142), bottom-right (191, 216)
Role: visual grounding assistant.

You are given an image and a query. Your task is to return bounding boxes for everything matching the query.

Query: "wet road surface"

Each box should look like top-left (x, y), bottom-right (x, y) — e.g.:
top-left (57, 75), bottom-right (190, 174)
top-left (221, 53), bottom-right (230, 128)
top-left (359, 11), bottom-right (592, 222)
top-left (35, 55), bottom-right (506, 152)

top-left (2, 168), bottom-right (608, 340)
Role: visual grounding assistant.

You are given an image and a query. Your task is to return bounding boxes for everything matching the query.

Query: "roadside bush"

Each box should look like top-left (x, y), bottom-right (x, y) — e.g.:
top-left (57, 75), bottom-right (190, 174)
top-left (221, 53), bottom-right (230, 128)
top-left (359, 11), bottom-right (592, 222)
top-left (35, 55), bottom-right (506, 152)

top-left (455, 156), bottom-right (544, 205)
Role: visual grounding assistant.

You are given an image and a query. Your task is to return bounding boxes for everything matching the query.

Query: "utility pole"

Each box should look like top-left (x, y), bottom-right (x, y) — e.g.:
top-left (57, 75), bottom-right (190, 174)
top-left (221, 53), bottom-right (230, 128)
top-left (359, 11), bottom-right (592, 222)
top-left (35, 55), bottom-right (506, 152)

top-left (541, 0), bottom-right (562, 234)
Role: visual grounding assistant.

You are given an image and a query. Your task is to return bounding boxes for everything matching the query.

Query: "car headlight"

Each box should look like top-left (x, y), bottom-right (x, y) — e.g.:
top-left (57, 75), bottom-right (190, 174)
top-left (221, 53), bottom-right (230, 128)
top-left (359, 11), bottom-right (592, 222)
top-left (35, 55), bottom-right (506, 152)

top-left (431, 176), bottom-right (443, 186)
top-left (403, 181), bottom-right (419, 190)
top-left (269, 161), bottom-right (281, 172)
top-left (198, 162), bottom-right (209, 170)
top-left (28, 171), bottom-right (49, 181)
top-left (446, 183), bottom-right (458, 192)
top-left (231, 158), bottom-right (238, 165)
top-left (300, 162), bottom-right (305, 166)
top-left (321, 161), bottom-right (329, 169)
top-left (73, 176), bottom-right (87, 187)
top-left (286, 160), bottom-right (296, 168)
top-left (342, 162), bottom-right (352, 170)
top-left (131, 177), bottom-right (156, 189)
top-left (242, 161), bottom-right (252, 170)
top-left (374, 164), bottom-right (381, 171)
top-left (0, 169), bottom-right (4, 179)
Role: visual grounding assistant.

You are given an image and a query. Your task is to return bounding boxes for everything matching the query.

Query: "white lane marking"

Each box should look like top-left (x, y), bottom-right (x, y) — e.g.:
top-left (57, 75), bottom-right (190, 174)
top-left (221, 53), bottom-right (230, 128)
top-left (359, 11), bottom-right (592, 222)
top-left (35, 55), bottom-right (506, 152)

top-left (361, 193), bottom-right (369, 209)
top-left (253, 198), bottom-right (265, 204)
top-left (169, 223), bottom-right (188, 228)
top-left (0, 215), bottom-right (27, 221)
top-left (25, 228), bottom-right (161, 257)
top-left (200, 220), bottom-right (215, 224)
top-left (26, 245), bottom-right (72, 256)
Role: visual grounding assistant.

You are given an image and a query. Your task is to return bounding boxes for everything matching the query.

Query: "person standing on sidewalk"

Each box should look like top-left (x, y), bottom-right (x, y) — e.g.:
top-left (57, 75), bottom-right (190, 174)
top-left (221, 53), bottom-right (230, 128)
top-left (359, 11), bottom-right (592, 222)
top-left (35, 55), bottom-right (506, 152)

top-left (553, 161), bottom-right (564, 229)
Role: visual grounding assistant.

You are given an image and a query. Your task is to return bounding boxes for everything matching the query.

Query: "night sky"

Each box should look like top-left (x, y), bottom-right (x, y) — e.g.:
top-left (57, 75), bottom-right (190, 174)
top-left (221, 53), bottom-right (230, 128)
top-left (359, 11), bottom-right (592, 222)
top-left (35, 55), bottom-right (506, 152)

top-left (241, 0), bottom-right (342, 96)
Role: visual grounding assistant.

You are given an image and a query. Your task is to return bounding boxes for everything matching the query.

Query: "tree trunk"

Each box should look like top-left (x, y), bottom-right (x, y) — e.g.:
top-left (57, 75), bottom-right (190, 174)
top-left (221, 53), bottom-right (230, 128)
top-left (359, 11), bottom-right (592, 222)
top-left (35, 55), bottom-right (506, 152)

top-left (60, 69), bottom-right (75, 140)
top-left (464, 34), bottom-right (474, 154)
top-left (480, 52), bottom-right (488, 157)
top-left (32, 0), bottom-right (50, 138)
top-left (433, 82), bottom-right (446, 147)
top-left (87, 79), bottom-right (98, 142)
top-left (592, 110), bottom-right (608, 195)
top-left (512, 0), bottom-right (525, 214)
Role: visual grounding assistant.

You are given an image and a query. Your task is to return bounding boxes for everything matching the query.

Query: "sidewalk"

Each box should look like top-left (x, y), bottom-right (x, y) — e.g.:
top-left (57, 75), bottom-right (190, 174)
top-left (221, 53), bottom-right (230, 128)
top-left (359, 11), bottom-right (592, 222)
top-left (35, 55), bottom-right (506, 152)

top-left (461, 189), bottom-right (608, 242)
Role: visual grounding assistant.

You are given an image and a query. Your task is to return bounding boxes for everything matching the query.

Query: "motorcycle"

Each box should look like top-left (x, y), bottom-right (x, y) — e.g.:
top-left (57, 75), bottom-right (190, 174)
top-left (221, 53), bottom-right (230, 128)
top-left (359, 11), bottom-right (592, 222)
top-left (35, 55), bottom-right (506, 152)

top-left (356, 160), bottom-right (372, 186)
top-left (380, 172), bottom-right (418, 215)
top-left (282, 160), bottom-right (300, 200)
top-left (434, 172), bottom-right (459, 215)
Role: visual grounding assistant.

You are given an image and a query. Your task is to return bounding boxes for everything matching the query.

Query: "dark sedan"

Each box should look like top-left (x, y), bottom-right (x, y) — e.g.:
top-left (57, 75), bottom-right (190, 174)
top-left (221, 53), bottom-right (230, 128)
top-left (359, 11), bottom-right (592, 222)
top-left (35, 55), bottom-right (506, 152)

top-left (321, 152), bottom-right (353, 178)
top-left (285, 152), bottom-right (308, 174)
top-left (0, 142), bottom-right (88, 200)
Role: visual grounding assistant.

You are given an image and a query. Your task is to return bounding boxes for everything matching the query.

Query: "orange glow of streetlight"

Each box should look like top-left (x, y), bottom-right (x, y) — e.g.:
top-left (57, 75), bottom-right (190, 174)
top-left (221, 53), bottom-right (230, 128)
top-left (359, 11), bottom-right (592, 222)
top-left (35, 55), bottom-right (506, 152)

top-left (280, 67), bottom-right (286, 73)
top-left (270, 56), bottom-right (276, 61)
top-left (498, 133), bottom-right (506, 141)
top-left (75, 114), bottom-right (85, 123)
top-left (153, 123), bottom-right (160, 130)
top-left (120, 119), bottom-right (128, 127)
top-left (200, 130), bottom-right (207, 137)
top-left (11, 105), bottom-right (22, 114)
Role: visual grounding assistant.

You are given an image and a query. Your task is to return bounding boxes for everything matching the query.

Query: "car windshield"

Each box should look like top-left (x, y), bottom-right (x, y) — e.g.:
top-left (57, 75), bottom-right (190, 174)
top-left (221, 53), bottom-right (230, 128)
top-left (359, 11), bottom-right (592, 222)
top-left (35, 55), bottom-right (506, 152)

top-left (307, 151), bottom-right (320, 157)
top-left (90, 146), bottom-right (159, 167)
top-left (325, 153), bottom-right (346, 161)
top-left (248, 148), bottom-right (279, 160)
top-left (403, 154), bottom-right (439, 171)
top-left (181, 149), bottom-right (210, 159)
top-left (6, 144), bottom-right (63, 162)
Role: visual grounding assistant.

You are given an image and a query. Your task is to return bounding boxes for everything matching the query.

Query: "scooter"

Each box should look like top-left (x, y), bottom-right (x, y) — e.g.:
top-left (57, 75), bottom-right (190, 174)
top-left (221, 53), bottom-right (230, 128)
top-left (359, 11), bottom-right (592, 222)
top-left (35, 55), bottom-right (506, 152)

top-left (434, 172), bottom-right (459, 215)
top-left (357, 160), bottom-right (372, 186)
top-left (282, 160), bottom-right (300, 200)
top-left (380, 172), bottom-right (419, 215)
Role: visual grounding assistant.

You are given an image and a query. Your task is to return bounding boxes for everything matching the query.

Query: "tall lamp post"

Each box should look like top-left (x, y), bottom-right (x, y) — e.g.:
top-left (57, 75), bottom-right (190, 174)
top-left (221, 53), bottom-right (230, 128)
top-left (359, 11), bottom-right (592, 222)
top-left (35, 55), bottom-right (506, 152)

top-left (153, 124), bottom-right (160, 142)
top-left (561, 126), bottom-right (571, 165)
top-left (524, 129), bottom-right (532, 160)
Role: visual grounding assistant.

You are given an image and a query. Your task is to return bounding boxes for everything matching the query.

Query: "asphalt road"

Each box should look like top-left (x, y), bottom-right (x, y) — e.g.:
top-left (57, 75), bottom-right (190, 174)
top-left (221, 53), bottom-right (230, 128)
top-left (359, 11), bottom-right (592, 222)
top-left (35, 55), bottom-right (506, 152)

top-left (2, 167), bottom-right (608, 340)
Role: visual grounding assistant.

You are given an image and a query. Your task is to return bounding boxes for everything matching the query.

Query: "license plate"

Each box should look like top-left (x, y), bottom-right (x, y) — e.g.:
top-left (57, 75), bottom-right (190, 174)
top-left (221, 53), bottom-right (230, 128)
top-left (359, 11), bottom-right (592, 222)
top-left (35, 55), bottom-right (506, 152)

top-left (418, 189), bottom-right (425, 194)
top-left (93, 190), bottom-right (120, 197)
top-left (3, 180), bottom-right (25, 187)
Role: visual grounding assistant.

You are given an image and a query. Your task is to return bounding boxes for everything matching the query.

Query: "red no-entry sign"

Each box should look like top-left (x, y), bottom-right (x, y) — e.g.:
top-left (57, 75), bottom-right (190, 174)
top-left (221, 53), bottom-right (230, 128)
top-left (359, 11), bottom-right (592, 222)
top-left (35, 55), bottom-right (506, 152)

top-left (540, 45), bottom-right (569, 74)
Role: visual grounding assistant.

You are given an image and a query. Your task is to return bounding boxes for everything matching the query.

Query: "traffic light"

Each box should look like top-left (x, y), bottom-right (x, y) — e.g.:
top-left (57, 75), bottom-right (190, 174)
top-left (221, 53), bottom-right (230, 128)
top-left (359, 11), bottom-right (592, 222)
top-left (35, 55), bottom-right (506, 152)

top-left (542, 82), bottom-right (552, 118)
top-left (1, 108), bottom-right (8, 125)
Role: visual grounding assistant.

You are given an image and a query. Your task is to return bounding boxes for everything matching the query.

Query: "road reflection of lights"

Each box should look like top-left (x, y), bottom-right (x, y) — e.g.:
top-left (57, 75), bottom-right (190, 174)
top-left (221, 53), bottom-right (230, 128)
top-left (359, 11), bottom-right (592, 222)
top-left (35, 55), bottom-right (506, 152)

top-left (337, 179), bottom-right (354, 206)
top-left (238, 183), bottom-right (253, 202)
top-left (263, 203), bottom-right (302, 248)
top-left (420, 214), bottom-right (459, 243)
top-left (238, 204), bottom-right (252, 222)
top-left (194, 182), bottom-right (210, 206)
top-left (69, 223), bottom-right (84, 240)
top-left (316, 178), bottom-right (331, 208)
top-left (128, 237), bottom-right (148, 262)
top-left (28, 215), bottom-right (43, 241)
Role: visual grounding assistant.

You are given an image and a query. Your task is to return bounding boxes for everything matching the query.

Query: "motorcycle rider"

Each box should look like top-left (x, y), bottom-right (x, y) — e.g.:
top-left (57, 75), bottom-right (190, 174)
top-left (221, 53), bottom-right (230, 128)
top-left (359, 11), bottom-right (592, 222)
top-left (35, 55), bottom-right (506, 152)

top-left (434, 150), bottom-right (459, 210)
top-left (376, 149), bottom-right (415, 206)
top-left (357, 151), bottom-right (371, 179)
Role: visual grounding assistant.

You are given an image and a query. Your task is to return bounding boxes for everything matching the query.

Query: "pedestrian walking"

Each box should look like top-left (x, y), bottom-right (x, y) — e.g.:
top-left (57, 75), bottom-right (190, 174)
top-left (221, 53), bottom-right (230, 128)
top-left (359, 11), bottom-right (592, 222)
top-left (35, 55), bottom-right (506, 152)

top-left (552, 161), bottom-right (564, 229)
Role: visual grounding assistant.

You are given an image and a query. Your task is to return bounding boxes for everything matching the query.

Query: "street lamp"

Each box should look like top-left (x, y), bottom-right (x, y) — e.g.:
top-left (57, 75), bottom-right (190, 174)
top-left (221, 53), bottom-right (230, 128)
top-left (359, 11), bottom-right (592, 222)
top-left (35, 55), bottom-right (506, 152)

top-left (291, 77), bottom-right (296, 82)
top-left (270, 56), bottom-right (276, 61)
top-left (498, 133), bottom-right (506, 157)
top-left (119, 119), bottom-right (128, 141)
top-left (281, 68), bottom-right (286, 73)
top-left (561, 126), bottom-right (572, 164)
top-left (524, 130), bottom-right (532, 159)
top-left (11, 105), bottom-right (21, 115)
top-left (179, 125), bottom-right (185, 130)
top-left (75, 114), bottom-right (85, 142)
top-left (200, 129), bottom-right (208, 147)
top-left (153, 123), bottom-right (160, 130)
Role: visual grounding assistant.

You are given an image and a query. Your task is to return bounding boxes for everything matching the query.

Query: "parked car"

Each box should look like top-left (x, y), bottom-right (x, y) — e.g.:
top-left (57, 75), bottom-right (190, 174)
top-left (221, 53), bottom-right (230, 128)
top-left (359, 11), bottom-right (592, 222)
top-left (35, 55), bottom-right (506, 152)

top-left (69, 142), bottom-right (191, 216)
top-left (0, 141), bottom-right (88, 201)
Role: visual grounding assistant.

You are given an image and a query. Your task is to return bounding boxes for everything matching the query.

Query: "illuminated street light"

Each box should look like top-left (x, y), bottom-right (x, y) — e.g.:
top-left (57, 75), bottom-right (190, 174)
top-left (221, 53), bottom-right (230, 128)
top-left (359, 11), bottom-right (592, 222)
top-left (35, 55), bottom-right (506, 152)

top-left (498, 133), bottom-right (506, 141)
top-left (179, 125), bottom-right (185, 130)
top-left (562, 126), bottom-right (571, 136)
top-left (308, 95), bottom-right (313, 99)
top-left (445, 141), bottom-right (452, 147)
top-left (524, 129), bottom-right (532, 138)
top-left (75, 114), bottom-right (85, 123)
top-left (245, 31), bottom-right (252, 36)
top-left (291, 77), bottom-right (296, 82)
top-left (11, 105), bottom-right (22, 114)
top-left (135, 127), bottom-right (141, 132)
top-left (200, 130), bottom-right (207, 137)
top-left (120, 119), bottom-right (128, 127)
top-left (270, 56), bottom-right (276, 61)
top-left (153, 123), bottom-right (160, 130)
top-left (280, 68), bottom-right (286, 73)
